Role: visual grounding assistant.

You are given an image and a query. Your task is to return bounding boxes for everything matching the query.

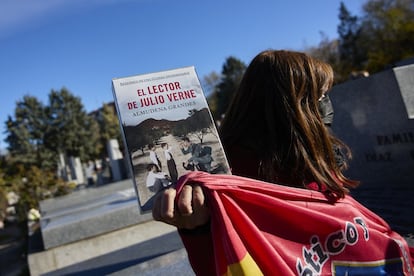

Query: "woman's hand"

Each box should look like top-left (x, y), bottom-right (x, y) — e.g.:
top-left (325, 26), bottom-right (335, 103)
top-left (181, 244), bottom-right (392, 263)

top-left (152, 185), bottom-right (210, 229)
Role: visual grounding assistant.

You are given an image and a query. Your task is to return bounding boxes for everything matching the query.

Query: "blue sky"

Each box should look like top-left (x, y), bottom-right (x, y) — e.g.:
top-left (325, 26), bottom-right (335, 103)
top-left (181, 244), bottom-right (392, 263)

top-left (0, 0), bottom-right (364, 150)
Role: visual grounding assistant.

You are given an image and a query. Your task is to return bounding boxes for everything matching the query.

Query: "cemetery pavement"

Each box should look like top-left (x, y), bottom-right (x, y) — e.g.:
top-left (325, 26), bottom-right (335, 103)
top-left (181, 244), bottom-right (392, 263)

top-left (30, 221), bottom-right (194, 275)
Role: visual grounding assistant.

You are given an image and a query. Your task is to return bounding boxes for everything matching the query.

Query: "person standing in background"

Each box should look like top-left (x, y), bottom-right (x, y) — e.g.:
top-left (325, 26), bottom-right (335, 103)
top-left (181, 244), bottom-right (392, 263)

top-left (148, 143), bottom-right (162, 171)
top-left (161, 142), bottom-right (178, 183)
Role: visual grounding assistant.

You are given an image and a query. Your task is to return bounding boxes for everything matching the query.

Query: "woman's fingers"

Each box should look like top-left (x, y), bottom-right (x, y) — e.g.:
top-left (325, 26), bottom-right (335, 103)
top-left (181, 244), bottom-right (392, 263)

top-left (152, 188), bottom-right (176, 223)
top-left (191, 185), bottom-right (210, 228)
top-left (192, 185), bottom-right (205, 210)
top-left (177, 185), bottom-right (209, 229)
top-left (177, 185), bottom-right (194, 216)
top-left (152, 184), bottom-right (210, 229)
top-left (162, 188), bottom-right (177, 219)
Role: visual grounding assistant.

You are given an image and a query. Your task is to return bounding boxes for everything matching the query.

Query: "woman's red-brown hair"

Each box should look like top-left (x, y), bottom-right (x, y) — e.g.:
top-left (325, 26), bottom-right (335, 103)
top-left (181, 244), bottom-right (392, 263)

top-left (220, 50), bottom-right (358, 198)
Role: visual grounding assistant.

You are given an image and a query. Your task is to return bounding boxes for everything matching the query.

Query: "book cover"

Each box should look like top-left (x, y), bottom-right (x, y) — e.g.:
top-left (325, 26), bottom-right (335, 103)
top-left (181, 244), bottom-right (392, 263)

top-left (112, 66), bottom-right (231, 212)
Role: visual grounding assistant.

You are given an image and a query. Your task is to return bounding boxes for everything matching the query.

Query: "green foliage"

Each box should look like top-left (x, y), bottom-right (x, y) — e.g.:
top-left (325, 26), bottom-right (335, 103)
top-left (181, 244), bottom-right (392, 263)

top-left (0, 159), bottom-right (7, 222)
top-left (46, 88), bottom-right (100, 161)
top-left (337, 2), bottom-right (367, 80)
top-left (5, 96), bottom-right (55, 169)
top-left (0, 190), bottom-right (6, 222)
top-left (54, 181), bottom-right (77, 197)
top-left (100, 103), bottom-right (121, 142)
top-left (206, 93), bottom-right (219, 122)
top-left (203, 72), bottom-right (221, 119)
top-left (361, 0), bottom-right (414, 72)
top-left (5, 88), bottom-right (108, 169)
top-left (3, 88), bottom-right (117, 216)
top-left (308, 0), bottom-right (414, 82)
top-left (0, 157), bottom-right (67, 222)
top-left (306, 34), bottom-right (341, 78)
top-left (98, 103), bottom-right (122, 155)
top-left (83, 115), bottom-right (102, 159)
top-left (208, 57), bottom-right (246, 120)
top-left (18, 166), bottom-right (64, 208)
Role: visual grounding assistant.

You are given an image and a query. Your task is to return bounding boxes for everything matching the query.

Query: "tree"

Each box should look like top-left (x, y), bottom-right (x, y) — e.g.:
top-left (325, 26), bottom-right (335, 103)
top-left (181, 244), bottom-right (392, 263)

top-left (0, 155), bottom-right (8, 224)
top-left (212, 57), bottom-right (246, 120)
top-left (3, 88), bottom-right (106, 217)
top-left (203, 72), bottom-right (221, 119)
top-left (310, 0), bottom-right (414, 82)
top-left (5, 89), bottom-right (102, 167)
top-left (98, 103), bottom-right (122, 155)
top-left (360, 0), bottom-right (414, 72)
top-left (45, 88), bottom-right (100, 161)
top-left (337, 2), bottom-right (366, 75)
top-left (13, 165), bottom-right (65, 218)
top-left (306, 33), bottom-right (344, 83)
top-left (3, 162), bottom-right (66, 222)
top-left (5, 95), bottom-right (55, 169)
top-left (82, 114), bottom-right (101, 159)
top-left (0, 150), bottom-right (68, 224)
top-left (202, 71), bottom-right (221, 97)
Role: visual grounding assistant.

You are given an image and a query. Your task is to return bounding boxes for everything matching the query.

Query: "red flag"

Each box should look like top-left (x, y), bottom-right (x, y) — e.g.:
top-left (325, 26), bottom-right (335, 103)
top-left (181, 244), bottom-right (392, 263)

top-left (177, 172), bottom-right (414, 275)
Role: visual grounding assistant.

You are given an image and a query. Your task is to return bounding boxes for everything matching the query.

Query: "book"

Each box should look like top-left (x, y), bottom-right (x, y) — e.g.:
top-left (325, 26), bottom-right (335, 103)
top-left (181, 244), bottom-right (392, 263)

top-left (112, 66), bottom-right (231, 212)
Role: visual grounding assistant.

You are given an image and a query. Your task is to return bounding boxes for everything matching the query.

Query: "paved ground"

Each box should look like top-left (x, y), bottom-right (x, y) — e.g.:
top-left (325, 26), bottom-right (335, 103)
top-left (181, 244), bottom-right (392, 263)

top-left (1, 220), bottom-right (193, 276)
top-left (40, 231), bottom-right (193, 276)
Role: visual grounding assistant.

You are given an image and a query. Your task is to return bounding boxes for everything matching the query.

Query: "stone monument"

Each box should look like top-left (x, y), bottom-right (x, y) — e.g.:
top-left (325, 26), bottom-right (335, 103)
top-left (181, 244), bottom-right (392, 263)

top-left (28, 178), bottom-right (189, 275)
top-left (107, 138), bottom-right (125, 182)
top-left (330, 63), bottom-right (414, 235)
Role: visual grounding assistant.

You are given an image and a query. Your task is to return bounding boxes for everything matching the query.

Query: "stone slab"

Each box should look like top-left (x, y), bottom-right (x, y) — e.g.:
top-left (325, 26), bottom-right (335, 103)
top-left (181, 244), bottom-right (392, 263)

top-left (394, 64), bottom-right (414, 119)
top-left (330, 63), bottom-right (414, 235)
top-left (40, 179), bottom-right (134, 213)
top-left (28, 220), bottom-right (182, 275)
top-left (40, 179), bottom-right (153, 249)
top-left (108, 248), bottom-right (194, 276)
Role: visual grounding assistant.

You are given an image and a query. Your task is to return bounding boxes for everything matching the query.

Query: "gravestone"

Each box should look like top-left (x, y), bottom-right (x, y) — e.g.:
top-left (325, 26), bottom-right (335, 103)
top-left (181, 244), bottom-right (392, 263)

top-left (57, 154), bottom-right (85, 185)
top-left (69, 156), bottom-right (85, 185)
top-left (57, 153), bottom-right (70, 182)
top-left (31, 178), bottom-right (187, 275)
top-left (330, 63), bottom-right (414, 235)
top-left (39, 179), bottom-right (151, 249)
top-left (394, 65), bottom-right (414, 119)
top-left (107, 139), bottom-right (125, 181)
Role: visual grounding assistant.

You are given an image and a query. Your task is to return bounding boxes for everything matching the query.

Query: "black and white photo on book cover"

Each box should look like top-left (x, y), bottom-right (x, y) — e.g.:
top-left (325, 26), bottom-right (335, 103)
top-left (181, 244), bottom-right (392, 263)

top-left (112, 66), bottom-right (231, 212)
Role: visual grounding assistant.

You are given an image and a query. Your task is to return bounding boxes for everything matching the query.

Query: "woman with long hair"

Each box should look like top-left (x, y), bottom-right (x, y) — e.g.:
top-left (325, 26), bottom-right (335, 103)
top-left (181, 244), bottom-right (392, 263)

top-left (219, 50), bottom-right (358, 198)
top-left (152, 50), bottom-right (413, 275)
